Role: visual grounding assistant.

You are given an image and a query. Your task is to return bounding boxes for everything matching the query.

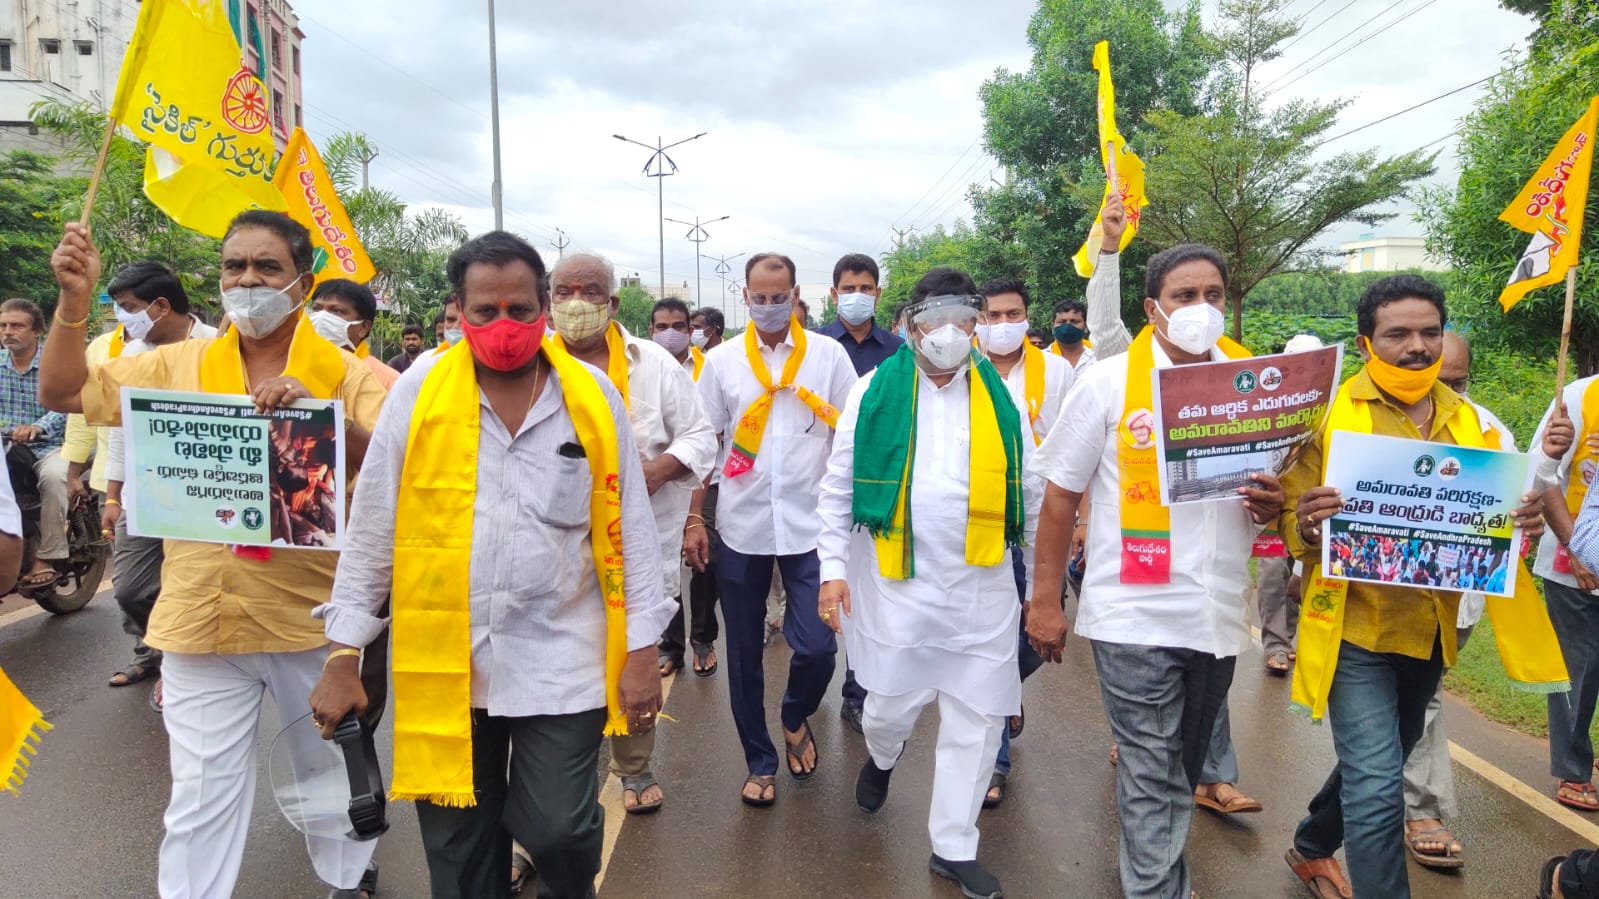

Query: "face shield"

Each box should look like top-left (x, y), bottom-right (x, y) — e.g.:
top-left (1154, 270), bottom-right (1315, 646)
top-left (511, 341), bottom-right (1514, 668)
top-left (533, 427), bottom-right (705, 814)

top-left (904, 294), bottom-right (981, 375)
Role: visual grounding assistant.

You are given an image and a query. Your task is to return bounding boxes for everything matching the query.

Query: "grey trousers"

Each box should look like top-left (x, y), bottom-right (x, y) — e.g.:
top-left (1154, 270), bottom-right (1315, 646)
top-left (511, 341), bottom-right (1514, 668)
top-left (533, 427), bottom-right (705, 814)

top-left (1403, 625), bottom-right (1474, 821)
top-left (1257, 555), bottom-right (1297, 656)
top-left (1092, 640), bottom-right (1236, 899)
top-left (112, 515), bottom-right (165, 668)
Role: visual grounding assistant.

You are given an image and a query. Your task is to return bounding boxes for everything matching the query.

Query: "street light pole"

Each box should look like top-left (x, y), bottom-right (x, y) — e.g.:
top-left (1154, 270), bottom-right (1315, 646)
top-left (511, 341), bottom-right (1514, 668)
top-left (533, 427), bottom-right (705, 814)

top-left (614, 131), bottom-right (707, 299)
top-left (665, 214), bottom-right (729, 306)
top-left (702, 252), bottom-right (744, 319)
top-left (486, 0), bottom-right (503, 230)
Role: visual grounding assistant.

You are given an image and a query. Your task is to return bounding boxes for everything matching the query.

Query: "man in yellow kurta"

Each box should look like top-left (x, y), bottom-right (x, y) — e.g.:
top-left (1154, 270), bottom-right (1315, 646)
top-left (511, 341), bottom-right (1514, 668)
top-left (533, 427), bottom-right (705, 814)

top-left (1279, 274), bottom-right (1559, 899)
top-left (43, 214), bottom-right (387, 899)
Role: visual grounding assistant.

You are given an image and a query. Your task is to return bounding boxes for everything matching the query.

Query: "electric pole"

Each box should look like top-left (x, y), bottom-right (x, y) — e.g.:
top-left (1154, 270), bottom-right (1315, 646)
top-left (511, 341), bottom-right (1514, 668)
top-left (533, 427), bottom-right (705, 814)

top-left (356, 144), bottom-right (379, 190)
top-left (552, 228), bottom-right (569, 260)
top-left (891, 225), bottom-right (918, 249)
top-left (613, 131), bottom-right (707, 298)
top-left (486, 0), bottom-right (503, 229)
top-left (702, 252), bottom-right (745, 318)
top-left (665, 214), bottom-right (729, 306)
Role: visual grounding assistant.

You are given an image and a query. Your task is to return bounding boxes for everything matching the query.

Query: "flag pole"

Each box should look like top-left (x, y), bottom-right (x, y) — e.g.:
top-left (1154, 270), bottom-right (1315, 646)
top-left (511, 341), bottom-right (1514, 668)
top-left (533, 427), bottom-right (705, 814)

top-left (1555, 265), bottom-right (1578, 399)
top-left (78, 113), bottom-right (118, 228)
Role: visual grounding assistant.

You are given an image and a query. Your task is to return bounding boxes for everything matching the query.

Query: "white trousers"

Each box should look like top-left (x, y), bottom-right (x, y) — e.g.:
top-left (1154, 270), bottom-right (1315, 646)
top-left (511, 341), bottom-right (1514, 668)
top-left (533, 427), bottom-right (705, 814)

top-left (863, 688), bottom-right (1004, 861)
top-left (159, 649), bottom-right (378, 897)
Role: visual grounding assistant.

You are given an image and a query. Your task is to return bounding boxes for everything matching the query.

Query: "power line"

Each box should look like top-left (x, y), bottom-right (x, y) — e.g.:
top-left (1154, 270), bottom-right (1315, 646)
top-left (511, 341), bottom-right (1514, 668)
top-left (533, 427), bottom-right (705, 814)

top-left (1311, 69), bottom-right (1503, 148)
top-left (892, 136), bottom-right (981, 227)
top-left (1266, 0), bottom-right (1408, 88)
top-left (905, 151), bottom-right (989, 231)
top-left (1277, 0), bottom-right (1359, 53)
top-left (1273, 0), bottom-right (1443, 92)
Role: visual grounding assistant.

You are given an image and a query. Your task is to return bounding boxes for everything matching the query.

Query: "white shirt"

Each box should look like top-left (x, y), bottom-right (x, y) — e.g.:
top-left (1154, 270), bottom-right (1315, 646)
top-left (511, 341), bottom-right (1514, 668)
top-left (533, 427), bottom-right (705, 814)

top-left (995, 348), bottom-right (1074, 443)
top-left (1083, 252), bottom-right (1131, 360)
top-left (818, 367), bottom-right (1041, 716)
top-left (320, 350), bottom-right (676, 717)
top-left (1028, 341), bottom-right (1259, 657)
top-left (106, 318), bottom-right (220, 485)
top-left (1534, 374), bottom-right (1599, 595)
top-left (1063, 345), bottom-right (1098, 373)
top-left (1457, 400), bottom-right (1520, 628)
top-left (697, 327), bottom-right (858, 556)
top-left (616, 325), bottom-right (718, 597)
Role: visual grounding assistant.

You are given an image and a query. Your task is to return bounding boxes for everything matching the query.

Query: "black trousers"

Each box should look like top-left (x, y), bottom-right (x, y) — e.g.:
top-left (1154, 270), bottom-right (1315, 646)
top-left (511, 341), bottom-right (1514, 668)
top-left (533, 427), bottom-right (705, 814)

top-left (415, 707), bottom-right (606, 899)
top-left (1561, 849), bottom-right (1599, 897)
top-left (662, 484), bottom-right (721, 658)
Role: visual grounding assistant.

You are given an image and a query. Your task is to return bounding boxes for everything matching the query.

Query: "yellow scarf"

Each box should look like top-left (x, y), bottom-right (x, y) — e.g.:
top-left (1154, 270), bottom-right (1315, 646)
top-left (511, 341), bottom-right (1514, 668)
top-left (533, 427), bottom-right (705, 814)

top-left (0, 664), bottom-right (50, 795)
top-left (690, 345), bottom-right (705, 381)
top-left (1291, 378), bottom-right (1569, 720)
top-left (198, 311), bottom-right (346, 399)
top-left (723, 318), bottom-right (841, 477)
top-left (1117, 326), bottom-right (1249, 583)
top-left (388, 340), bottom-right (629, 807)
top-left (549, 322), bottom-right (630, 409)
top-left (1553, 378), bottom-right (1599, 575)
top-left (108, 325), bottom-right (126, 359)
top-left (1020, 342), bottom-right (1046, 446)
top-left (353, 340), bottom-right (370, 359)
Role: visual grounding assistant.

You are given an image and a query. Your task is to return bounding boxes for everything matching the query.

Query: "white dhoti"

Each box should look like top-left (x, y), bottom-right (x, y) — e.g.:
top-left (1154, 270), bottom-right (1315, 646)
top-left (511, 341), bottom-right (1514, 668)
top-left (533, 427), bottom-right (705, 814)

top-left (864, 688), bottom-right (1005, 860)
top-left (159, 649), bottom-right (378, 898)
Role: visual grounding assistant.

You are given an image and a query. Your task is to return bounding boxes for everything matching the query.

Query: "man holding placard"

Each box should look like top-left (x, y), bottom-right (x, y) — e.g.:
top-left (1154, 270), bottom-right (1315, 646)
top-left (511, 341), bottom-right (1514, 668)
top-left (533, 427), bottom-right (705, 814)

top-left (43, 214), bottom-right (388, 899)
top-left (1281, 274), bottom-right (1567, 899)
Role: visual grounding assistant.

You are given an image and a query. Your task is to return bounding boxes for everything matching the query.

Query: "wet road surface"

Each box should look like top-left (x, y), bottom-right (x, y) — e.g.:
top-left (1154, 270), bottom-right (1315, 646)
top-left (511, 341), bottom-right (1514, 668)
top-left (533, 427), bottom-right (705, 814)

top-left (0, 587), bottom-right (1590, 898)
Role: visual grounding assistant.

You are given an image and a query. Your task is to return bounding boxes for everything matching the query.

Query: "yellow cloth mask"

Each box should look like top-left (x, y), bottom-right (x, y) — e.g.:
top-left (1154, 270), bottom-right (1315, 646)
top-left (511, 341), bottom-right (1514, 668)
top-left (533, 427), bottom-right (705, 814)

top-left (551, 300), bottom-right (611, 342)
top-left (1360, 336), bottom-right (1442, 405)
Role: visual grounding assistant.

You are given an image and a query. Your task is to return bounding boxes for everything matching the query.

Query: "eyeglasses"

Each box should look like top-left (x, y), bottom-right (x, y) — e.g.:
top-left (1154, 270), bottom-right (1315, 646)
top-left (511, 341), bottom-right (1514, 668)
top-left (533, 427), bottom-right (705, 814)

top-left (748, 292), bottom-right (793, 307)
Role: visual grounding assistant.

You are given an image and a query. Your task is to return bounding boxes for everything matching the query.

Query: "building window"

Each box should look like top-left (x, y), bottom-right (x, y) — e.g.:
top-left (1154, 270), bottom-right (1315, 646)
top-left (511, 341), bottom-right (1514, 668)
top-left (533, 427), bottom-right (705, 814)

top-left (292, 45), bottom-right (300, 75)
top-left (0, 42), bottom-right (11, 73)
top-left (270, 28), bottom-right (281, 69)
top-left (41, 39), bottom-right (61, 54)
top-left (75, 40), bottom-right (93, 56)
top-left (294, 104), bottom-right (302, 127)
top-left (272, 88), bottom-right (284, 130)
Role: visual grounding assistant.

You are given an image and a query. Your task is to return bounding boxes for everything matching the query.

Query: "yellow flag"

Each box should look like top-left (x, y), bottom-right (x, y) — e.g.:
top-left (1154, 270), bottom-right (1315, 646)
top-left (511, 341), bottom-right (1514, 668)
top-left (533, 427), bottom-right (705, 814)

top-left (1498, 96), bottom-right (1597, 311)
top-left (1074, 41), bottom-right (1148, 279)
top-left (273, 128), bottom-right (377, 284)
top-left (111, 0), bottom-right (286, 238)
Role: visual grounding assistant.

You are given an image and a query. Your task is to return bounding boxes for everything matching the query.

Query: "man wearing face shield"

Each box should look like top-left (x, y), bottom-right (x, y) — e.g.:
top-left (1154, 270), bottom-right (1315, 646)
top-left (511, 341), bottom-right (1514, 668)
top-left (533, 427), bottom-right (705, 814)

top-left (1026, 244), bottom-right (1287, 899)
top-left (546, 253), bottom-right (718, 815)
top-left (1280, 275), bottom-right (1568, 899)
top-left (309, 279), bottom-right (400, 390)
top-left (64, 262), bottom-right (217, 704)
top-left (310, 233), bottom-right (675, 899)
top-left (696, 252), bottom-right (858, 806)
top-left (819, 268), bottom-right (1039, 899)
top-left (43, 213), bottom-right (388, 899)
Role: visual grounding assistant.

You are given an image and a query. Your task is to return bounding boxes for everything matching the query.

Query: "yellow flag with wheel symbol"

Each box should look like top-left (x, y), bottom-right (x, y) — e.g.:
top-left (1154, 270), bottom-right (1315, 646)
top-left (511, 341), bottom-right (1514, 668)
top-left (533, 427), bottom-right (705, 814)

top-left (1073, 41), bottom-right (1148, 279)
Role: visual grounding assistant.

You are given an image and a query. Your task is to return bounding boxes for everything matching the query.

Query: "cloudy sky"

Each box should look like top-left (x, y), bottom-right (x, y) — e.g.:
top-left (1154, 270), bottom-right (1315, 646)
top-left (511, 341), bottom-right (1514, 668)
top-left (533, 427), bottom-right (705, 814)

top-left (295, 0), bottom-right (1535, 323)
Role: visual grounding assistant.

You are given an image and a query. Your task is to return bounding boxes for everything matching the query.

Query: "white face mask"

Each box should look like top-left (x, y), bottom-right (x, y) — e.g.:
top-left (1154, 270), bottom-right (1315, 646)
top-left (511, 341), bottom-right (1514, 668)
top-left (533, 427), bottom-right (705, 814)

top-left (114, 302), bottom-right (165, 342)
top-left (690, 328), bottom-right (709, 348)
top-left (308, 308), bottom-right (355, 349)
top-left (915, 323), bottom-right (973, 373)
top-left (443, 327), bottom-right (464, 346)
top-left (652, 327), bottom-right (691, 357)
top-left (1154, 302), bottom-right (1225, 355)
top-left (220, 278), bottom-right (302, 339)
top-left (748, 299), bottom-right (793, 334)
top-left (835, 292), bottom-right (876, 326)
top-left (977, 321), bottom-right (1028, 356)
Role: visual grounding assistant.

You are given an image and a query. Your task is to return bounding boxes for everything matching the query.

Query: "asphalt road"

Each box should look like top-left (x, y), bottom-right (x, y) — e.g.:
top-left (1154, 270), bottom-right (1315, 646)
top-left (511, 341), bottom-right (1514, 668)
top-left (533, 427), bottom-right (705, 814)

top-left (0, 585), bottom-right (1591, 898)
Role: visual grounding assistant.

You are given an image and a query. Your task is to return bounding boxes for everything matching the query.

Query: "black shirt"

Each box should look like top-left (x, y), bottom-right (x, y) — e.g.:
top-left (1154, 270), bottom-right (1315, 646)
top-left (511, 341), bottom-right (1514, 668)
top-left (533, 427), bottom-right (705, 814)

top-left (386, 352), bottom-right (417, 373)
top-left (820, 319), bottom-right (903, 376)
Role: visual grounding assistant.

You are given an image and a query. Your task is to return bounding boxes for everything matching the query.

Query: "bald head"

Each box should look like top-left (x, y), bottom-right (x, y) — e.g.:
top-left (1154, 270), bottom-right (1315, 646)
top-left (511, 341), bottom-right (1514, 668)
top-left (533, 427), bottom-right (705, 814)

top-left (1439, 331), bottom-right (1471, 395)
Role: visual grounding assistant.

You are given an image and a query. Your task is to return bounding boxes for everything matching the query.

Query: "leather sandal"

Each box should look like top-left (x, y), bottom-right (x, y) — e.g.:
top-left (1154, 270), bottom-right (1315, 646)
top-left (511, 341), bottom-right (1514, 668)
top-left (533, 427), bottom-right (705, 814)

top-left (621, 771), bottom-right (664, 815)
top-left (1194, 782), bottom-right (1263, 814)
top-left (1286, 848), bottom-right (1352, 898)
top-left (1404, 822), bottom-right (1463, 869)
top-left (1557, 780), bottom-right (1599, 812)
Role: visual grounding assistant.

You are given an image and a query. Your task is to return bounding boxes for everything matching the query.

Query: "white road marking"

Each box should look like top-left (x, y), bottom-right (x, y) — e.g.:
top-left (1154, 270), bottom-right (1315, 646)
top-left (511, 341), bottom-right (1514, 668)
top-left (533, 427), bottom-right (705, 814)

top-left (594, 670), bottom-right (677, 892)
top-left (1449, 740), bottom-right (1599, 844)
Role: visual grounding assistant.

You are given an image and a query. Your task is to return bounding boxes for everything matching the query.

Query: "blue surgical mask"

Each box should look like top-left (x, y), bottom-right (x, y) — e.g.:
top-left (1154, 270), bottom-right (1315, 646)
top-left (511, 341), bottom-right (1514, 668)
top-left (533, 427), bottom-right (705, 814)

top-left (835, 292), bottom-right (876, 326)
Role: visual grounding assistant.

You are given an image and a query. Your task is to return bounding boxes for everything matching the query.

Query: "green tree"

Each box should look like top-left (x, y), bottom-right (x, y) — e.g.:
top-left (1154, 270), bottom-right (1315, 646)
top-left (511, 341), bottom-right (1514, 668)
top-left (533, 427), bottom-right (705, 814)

top-left (1420, 0), bottom-right (1599, 376)
top-left (0, 151), bottom-right (75, 302)
top-left (615, 284), bottom-right (655, 336)
top-left (1138, 0), bottom-right (1437, 340)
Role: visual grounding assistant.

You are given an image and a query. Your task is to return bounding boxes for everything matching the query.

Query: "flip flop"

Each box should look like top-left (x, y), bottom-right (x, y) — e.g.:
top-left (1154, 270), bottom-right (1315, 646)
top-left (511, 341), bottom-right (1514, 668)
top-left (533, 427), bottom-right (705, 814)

top-left (784, 720), bottom-right (818, 780)
top-left (1265, 650), bottom-right (1291, 674)
top-left (1557, 780), bottom-right (1599, 812)
top-left (982, 771), bottom-right (1007, 809)
top-left (692, 641), bottom-right (718, 678)
top-left (109, 663), bottom-right (158, 687)
top-left (658, 651), bottom-right (682, 678)
top-left (148, 678), bottom-right (164, 714)
top-left (740, 774), bottom-right (776, 808)
top-left (1285, 847), bottom-right (1353, 898)
top-left (621, 771), bottom-right (664, 815)
top-left (1008, 703), bottom-right (1024, 740)
top-left (1195, 783), bottom-right (1263, 814)
top-left (510, 848), bottom-right (534, 895)
top-left (18, 568), bottom-right (56, 588)
top-left (1403, 826), bottom-right (1464, 869)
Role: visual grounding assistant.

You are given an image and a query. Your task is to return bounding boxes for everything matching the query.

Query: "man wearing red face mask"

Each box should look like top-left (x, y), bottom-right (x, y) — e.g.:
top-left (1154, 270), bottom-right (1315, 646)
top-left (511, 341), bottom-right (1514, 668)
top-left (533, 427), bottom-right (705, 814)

top-left (310, 231), bottom-right (676, 899)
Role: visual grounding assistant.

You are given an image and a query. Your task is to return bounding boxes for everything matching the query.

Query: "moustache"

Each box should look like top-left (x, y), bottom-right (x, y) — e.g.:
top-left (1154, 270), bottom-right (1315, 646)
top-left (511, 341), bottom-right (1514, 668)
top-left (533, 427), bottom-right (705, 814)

top-left (1398, 353), bottom-right (1434, 368)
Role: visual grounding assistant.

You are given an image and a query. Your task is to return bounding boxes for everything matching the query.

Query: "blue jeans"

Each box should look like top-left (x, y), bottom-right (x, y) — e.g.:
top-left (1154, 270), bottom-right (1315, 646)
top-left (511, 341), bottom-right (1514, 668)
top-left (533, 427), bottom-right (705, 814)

top-left (996, 549), bottom-right (1043, 774)
top-left (1546, 578), bottom-right (1599, 782)
top-left (1294, 637), bottom-right (1444, 899)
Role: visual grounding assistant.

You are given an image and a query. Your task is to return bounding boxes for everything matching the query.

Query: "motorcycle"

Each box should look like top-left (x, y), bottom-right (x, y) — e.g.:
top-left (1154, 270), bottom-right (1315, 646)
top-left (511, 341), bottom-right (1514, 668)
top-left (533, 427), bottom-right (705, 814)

top-left (5, 437), bottom-right (110, 614)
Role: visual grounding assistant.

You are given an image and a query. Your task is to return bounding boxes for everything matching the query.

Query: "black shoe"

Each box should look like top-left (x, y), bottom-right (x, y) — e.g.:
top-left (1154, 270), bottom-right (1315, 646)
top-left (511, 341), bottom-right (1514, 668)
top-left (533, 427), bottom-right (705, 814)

top-left (929, 854), bottom-right (1002, 899)
top-left (855, 757), bottom-right (894, 813)
top-left (840, 699), bottom-right (864, 734)
top-left (327, 861), bottom-right (378, 898)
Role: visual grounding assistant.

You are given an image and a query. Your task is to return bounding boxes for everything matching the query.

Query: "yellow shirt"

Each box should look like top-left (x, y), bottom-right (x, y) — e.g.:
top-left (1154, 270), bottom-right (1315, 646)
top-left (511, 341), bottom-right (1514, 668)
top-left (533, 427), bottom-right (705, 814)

top-left (79, 337), bottom-right (387, 655)
top-left (60, 331), bottom-right (116, 492)
top-left (1281, 369), bottom-right (1464, 665)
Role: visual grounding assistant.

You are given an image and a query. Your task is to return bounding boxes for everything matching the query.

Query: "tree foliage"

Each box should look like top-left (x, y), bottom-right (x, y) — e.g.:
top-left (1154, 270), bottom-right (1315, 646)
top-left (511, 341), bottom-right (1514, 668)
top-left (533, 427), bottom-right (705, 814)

top-left (615, 284), bottom-right (655, 337)
top-left (0, 151), bottom-right (75, 303)
top-left (1419, 0), bottom-right (1599, 376)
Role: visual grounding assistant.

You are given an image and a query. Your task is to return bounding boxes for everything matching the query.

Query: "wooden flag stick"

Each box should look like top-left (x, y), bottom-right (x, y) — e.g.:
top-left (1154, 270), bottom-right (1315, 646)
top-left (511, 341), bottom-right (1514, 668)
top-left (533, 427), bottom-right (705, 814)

top-left (1555, 265), bottom-right (1578, 400)
top-left (77, 111), bottom-right (119, 228)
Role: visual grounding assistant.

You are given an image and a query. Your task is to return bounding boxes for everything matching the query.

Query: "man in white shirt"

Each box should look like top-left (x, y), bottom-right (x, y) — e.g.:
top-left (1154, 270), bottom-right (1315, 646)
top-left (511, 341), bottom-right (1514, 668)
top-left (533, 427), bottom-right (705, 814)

top-left (819, 270), bottom-right (1039, 899)
top-left (696, 252), bottom-right (858, 806)
top-left (546, 254), bottom-right (717, 813)
top-left (1049, 300), bottom-right (1096, 372)
top-left (311, 232), bottom-right (675, 899)
top-left (1026, 243), bottom-right (1285, 899)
